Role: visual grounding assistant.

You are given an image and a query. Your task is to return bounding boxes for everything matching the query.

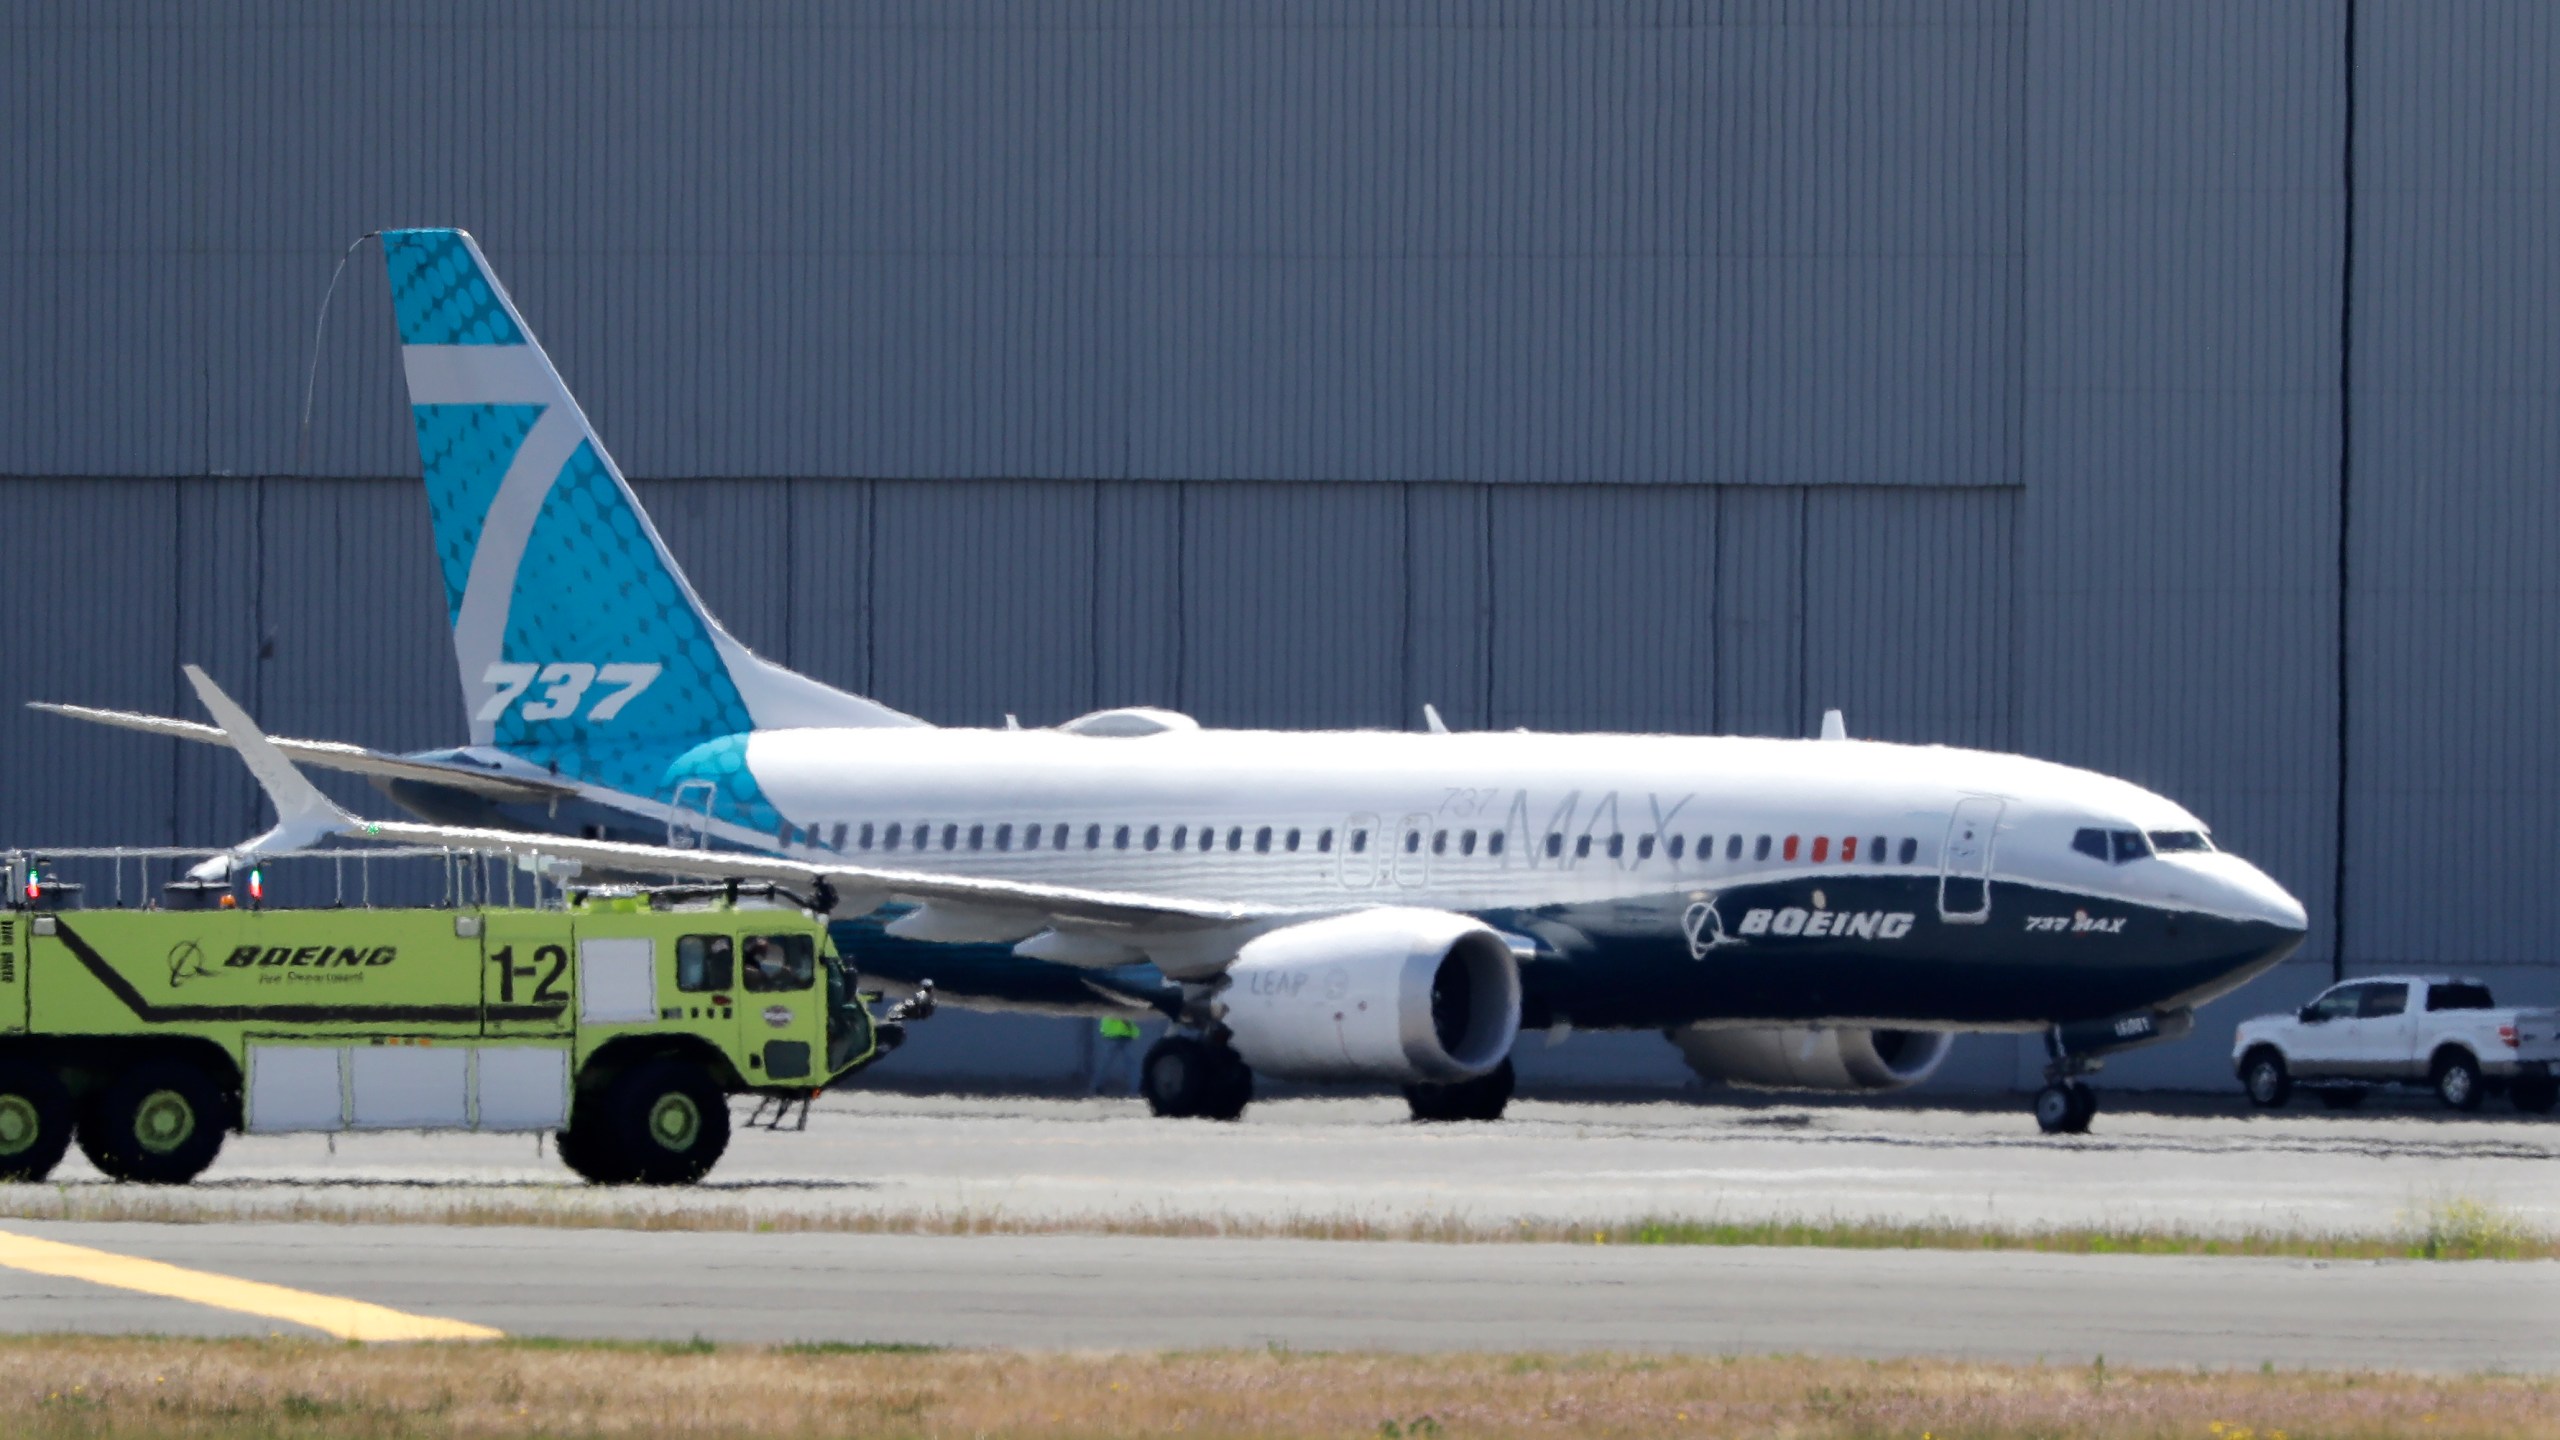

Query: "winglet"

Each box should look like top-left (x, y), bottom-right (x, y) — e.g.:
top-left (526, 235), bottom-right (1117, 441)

top-left (181, 666), bottom-right (353, 849)
top-left (1422, 703), bottom-right (1451, 735)
top-left (1819, 708), bottom-right (1848, 742)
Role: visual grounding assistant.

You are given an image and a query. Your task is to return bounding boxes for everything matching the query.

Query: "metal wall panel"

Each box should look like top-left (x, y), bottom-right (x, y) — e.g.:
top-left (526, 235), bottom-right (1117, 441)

top-left (2347, 0), bottom-right (2560, 967)
top-left (4, 2), bottom-right (2022, 487)
top-left (1181, 485), bottom-right (1407, 731)
top-left (2021, 1), bottom-right (2344, 973)
top-left (870, 480), bottom-right (1096, 728)
top-left (1486, 486), bottom-right (1720, 734)
top-left (1801, 487), bottom-right (2014, 752)
top-left (1713, 487), bottom-right (1804, 738)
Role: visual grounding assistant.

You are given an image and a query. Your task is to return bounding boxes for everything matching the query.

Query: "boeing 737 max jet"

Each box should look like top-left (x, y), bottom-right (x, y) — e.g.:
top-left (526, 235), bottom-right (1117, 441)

top-left (43, 229), bottom-right (2308, 1134)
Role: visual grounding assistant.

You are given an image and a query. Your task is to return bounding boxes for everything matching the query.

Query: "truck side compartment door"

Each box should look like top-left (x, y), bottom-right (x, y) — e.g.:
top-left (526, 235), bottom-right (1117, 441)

top-left (480, 914), bottom-right (575, 1037)
top-left (0, 916), bottom-right (22, 1034)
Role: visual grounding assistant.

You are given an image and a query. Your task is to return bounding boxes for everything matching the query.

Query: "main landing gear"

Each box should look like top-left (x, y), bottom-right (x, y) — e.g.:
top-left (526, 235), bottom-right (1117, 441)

top-left (1141, 1033), bottom-right (1253, 1121)
top-left (2035, 1028), bottom-right (2102, 1136)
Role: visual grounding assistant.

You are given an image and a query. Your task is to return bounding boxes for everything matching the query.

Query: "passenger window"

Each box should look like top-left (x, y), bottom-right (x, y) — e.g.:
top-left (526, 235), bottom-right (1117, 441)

top-left (741, 933), bottom-right (815, 993)
top-left (2429, 983), bottom-right (2494, 1012)
top-left (676, 934), bottom-right (734, 993)
top-left (1753, 836), bottom-right (1771, 861)
top-left (1228, 827), bottom-right (1244, 851)
top-left (1636, 834), bottom-right (1654, 860)
top-left (1487, 831), bottom-right (1505, 856)
top-left (940, 823), bottom-right (958, 851)
top-left (1286, 828), bottom-right (1301, 852)
top-left (1406, 830), bottom-right (1423, 854)
top-left (1667, 835), bottom-right (1684, 861)
top-left (994, 823), bottom-right (1011, 851)
top-left (968, 824), bottom-right (985, 851)
top-left (1053, 823), bottom-right (1070, 850)
top-left (1811, 837), bottom-right (1830, 863)
top-left (1460, 830), bottom-right (1478, 856)
top-left (2360, 983), bottom-right (2410, 1019)
top-left (1840, 837), bottom-right (1856, 862)
top-left (1782, 836), bottom-right (1799, 862)
top-left (1114, 825), bottom-right (1132, 851)
top-left (1143, 825), bottom-right (1160, 851)
top-left (1726, 835), bottom-right (1741, 861)
top-left (1574, 835), bottom-right (1592, 859)
top-left (858, 822), bottom-right (876, 851)
top-left (1318, 829), bottom-right (1335, 853)
top-left (1172, 825), bottom-right (1187, 850)
top-left (1022, 823), bottom-right (1040, 851)
top-left (1432, 831), bottom-right (1448, 855)
top-left (1350, 829), bottom-right (1369, 854)
top-left (1256, 826), bottom-right (1274, 854)
top-left (830, 822), bottom-right (848, 850)
top-left (1545, 833), bottom-right (1563, 858)
top-left (1605, 834), bottom-right (1624, 860)
top-left (1086, 824), bottom-right (1102, 850)
top-left (1871, 836), bottom-right (1886, 862)
top-left (882, 822), bottom-right (902, 850)
top-left (1897, 837), bottom-right (1916, 864)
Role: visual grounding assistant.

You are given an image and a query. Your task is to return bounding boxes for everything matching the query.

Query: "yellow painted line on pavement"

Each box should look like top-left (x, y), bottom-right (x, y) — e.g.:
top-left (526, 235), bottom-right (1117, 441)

top-left (0, 1229), bottom-right (501, 1342)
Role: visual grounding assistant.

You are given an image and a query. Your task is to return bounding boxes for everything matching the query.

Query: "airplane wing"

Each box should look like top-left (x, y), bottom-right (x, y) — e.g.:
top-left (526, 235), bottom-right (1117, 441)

top-left (181, 667), bottom-right (1294, 977)
top-left (30, 700), bottom-right (578, 804)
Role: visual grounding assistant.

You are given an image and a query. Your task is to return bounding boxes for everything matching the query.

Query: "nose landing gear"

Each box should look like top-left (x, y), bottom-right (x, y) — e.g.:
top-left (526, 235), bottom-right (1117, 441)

top-left (2033, 1076), bottom-right (2098, 1135)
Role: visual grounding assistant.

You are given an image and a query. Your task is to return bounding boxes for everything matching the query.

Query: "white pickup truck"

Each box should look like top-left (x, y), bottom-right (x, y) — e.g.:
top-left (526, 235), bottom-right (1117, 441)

top-left (2234, 975), bottom-right (2560, 1114)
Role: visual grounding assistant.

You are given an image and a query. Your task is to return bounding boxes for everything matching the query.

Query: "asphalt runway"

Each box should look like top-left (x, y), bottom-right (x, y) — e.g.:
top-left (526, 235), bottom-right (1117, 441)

top-left (1, 1219), bottom-right (2553, 1371)
top-left (11, 1093), bottom-right (2556, 1238)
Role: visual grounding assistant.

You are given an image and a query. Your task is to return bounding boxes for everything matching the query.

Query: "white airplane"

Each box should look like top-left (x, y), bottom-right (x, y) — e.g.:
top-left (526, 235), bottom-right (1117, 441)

top-left (48, 230), bottom-right (2308, 1134)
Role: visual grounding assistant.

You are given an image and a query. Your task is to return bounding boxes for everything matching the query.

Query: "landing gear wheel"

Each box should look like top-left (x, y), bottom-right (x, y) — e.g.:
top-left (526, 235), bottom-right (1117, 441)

top-left (1141, 1036), bottom-right (1253, 1121)
top-left (604, 1060), bottom-right (730, 1185)
top-left (2315, 1087), bottom-right (2367, 1110)
top-left (2033, 1081), bottom-right (2095, 1136)
top-left (2512, 1075), bottom-right (2558, 1115)
top-left (2242, 1049), bottom-right (2292, 1109)
top-left (2433, 1052), bottom-right (2483, 1112)
top-left (77, 1059), bottom-right (227, 1185)
top-left (1404, 1058), bottom-right (1516, 1123)
top-left (0, 1060), bottom-right (74, 1183)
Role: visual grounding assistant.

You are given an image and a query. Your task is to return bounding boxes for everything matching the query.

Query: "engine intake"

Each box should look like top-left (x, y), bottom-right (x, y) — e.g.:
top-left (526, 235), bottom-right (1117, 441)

top-left (1215, 908), bottom-right (1521, 1085)
top-left (1670, 1024), bottom-right (1952, 1093)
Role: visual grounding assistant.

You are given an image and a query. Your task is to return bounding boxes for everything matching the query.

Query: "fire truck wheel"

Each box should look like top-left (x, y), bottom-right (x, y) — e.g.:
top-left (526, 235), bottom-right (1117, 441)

top-left (555, 1117), bottom-right (638, 1185)
top-left (607, 1059), bottom-right (731, 1186)
top-left (78, 1059), bottom-right (227, 1185)
top-left (0, 1060), bottom-right (74, 1183)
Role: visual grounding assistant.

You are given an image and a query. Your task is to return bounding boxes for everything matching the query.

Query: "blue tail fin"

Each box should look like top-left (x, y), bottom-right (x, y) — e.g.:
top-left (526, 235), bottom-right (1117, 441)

top-left (382, 229), bottom-right (921, 771)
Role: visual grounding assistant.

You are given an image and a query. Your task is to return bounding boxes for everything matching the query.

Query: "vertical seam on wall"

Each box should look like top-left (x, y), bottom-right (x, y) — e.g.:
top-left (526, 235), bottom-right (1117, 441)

top-left (2010, 0), bottom-right (2028, 755)
top-left (2332, 0), bottom-right (2357, 984)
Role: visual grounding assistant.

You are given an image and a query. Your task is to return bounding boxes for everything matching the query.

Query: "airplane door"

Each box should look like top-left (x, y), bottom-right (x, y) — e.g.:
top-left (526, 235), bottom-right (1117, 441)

top-left (1393, 812), bottom-right (1432, 888)
top-left (667, 780), bottom-right (716, 849)
top-left (1340, 813), bottom-right (1381, 889)
top-left (1937, 797), bottom-right (2003, 923)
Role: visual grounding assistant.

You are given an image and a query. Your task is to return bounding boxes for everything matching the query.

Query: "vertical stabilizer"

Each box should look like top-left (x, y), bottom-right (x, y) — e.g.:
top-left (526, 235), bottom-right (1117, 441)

top-left (381, 228), bottom-right (921, 754)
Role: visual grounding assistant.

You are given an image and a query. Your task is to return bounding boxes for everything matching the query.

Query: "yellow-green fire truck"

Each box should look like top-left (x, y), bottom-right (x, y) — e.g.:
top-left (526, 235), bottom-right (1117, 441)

top-left (0, 874), bottom-right (925, 1186)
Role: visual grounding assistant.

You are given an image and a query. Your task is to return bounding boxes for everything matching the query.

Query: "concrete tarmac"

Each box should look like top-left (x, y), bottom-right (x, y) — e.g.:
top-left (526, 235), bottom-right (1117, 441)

top-left (12, 1093), bottom-right (2555, 1238)
top-left (0, 1219), bottom-right (2552, 1372)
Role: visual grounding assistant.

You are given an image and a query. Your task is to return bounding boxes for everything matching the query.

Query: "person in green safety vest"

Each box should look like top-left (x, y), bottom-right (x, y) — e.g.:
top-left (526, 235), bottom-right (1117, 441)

top-left (1089, 1013), bottom-right (1143, 1096)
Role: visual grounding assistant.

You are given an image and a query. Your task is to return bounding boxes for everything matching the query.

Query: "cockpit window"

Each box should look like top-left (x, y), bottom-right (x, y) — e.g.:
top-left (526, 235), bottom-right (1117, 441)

top-left (2149, 830), bottom-right (2213, 854)
top-left (2073, 827), bottom-right (2153, 864)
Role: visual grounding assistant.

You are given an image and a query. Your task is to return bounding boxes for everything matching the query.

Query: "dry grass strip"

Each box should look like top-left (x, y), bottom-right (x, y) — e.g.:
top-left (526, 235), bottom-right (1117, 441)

top-left (0, 1335), bottom-right (2550, 1439)
top-left (3, 1186), bottom-right (2553, 1262)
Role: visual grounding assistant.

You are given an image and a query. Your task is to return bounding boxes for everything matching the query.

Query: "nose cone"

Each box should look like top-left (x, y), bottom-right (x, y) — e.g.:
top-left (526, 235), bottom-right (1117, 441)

top-left (2223, 855), bottom-right (2309, 936)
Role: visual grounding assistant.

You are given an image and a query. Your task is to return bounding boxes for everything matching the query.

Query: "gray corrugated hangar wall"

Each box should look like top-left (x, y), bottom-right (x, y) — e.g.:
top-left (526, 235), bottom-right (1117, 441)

top-left (2, 3), bottom-right (2552, 1094)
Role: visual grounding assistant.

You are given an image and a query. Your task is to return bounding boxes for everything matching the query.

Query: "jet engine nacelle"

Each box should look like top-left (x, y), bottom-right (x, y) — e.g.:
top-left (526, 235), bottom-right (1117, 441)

top-left (1670, 1024), bottom-right (1953, 1093)
top-left (1213, 908), bottom-right (1521, 1085)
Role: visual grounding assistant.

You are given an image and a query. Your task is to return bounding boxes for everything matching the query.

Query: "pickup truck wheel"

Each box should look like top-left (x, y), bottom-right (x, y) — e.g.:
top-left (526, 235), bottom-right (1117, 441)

top-left (607, 1060), bottom-right (730, 1185)
top-left (77, 1060), bottom-right (227, 1185)
top-left (0, 1061), bottom-right (74, 1183)
top-left (2315, 1087), bottom-right (2366, 1110)
top-left (2432, 1051), bottom-right (2484, 1112)
top-left (2242, 1049), bottom-right (2291, 1108)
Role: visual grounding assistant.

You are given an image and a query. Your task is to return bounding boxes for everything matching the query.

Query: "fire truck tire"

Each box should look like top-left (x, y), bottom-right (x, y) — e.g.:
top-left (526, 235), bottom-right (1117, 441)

top-left (555, 1116), bottom-right (637, 1185)
top-left (77, 1059), bottom-right (227, 1185)
top-left (606, 1059), bottom-right (731, 1185)
top-left (0, 1060), bottom-right (75, 1183)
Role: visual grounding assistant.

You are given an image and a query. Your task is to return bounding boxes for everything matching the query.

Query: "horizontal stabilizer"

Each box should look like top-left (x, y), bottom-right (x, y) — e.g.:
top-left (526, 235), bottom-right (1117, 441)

top-left (30, 700), bottom-right (577, 802)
